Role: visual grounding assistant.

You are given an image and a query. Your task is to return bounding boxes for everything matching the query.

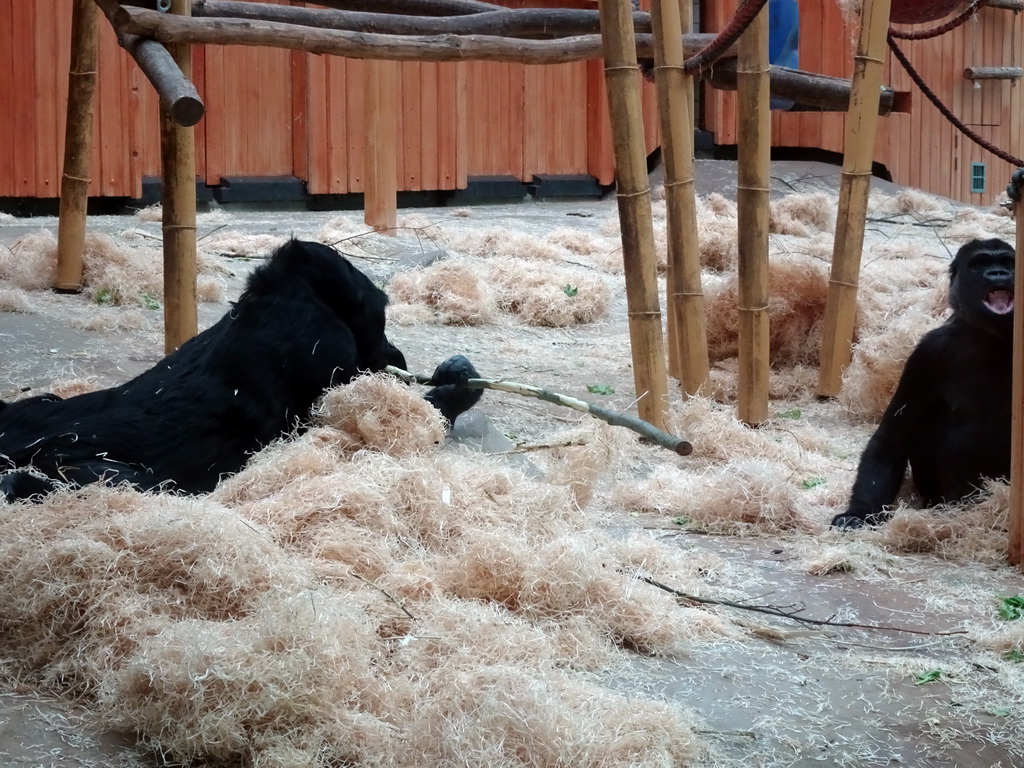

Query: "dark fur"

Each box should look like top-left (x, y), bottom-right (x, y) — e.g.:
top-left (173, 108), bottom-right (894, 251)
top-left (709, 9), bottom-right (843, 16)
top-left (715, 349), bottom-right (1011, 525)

top-left (0, 240), bottom-right (482, 501)
top-left (833, 238), bottom-right (1015, 528)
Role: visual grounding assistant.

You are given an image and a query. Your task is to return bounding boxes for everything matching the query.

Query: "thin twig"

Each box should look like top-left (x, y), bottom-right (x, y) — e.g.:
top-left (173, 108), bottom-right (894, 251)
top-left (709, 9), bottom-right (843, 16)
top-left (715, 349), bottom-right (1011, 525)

top-left (350, 573), bottom-right (416, 622)
top-left (635, 572), bottom-right (968, 637)
top-left (386, 365), bottom-right (692, 456)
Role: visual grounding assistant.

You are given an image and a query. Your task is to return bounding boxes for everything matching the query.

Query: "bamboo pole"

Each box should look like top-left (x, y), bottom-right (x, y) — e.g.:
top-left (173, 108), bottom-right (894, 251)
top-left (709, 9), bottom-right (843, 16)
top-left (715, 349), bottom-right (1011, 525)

top-left (364, 59), bottom-right (399, 233)
top-left (160, 0), bottom-right (198, 354)
top-left (816, 0), bottom-right (892, 397)
top-left (1010, 179), bottom-right (1024, 566)
top-left (55, 0), bottom-right (100, 293)
top-left (735, 0), bottom-right (770, 426)
top-left (652, 0), bottom-right (708, 395)
top-left (598, 0), bottom-right (668, 430)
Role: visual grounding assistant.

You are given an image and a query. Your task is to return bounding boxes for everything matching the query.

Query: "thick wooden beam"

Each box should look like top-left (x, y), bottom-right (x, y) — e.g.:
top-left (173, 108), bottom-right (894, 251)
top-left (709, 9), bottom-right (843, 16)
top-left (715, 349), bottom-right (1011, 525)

top-left (188, 0), bottom-right (653, 38)
top-left (56, 0), bottom-right (100, 293)
top-left (95, 0), bottom-right (204, 126)
top-left (112, 6), bottom-right (722, 64)
top-left (599, 0), bottom-right (668, 430)
top-left (364, 59), bottom-right (399, 234)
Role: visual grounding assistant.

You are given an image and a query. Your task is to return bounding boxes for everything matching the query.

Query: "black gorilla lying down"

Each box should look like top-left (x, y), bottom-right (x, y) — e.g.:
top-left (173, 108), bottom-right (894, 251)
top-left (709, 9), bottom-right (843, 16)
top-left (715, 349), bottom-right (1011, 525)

top-left (0, 239), bottom-right (483, 502)
top-left (833, 238), bottom-right (1015, 528)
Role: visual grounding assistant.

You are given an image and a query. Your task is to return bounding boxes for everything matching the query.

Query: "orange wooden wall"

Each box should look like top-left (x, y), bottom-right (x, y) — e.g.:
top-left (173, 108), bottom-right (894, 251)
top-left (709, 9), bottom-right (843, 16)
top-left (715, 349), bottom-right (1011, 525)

top-left (702, 1), bottom-right (1023, 205)
top-left (0, 0), bottom-right (657, 200)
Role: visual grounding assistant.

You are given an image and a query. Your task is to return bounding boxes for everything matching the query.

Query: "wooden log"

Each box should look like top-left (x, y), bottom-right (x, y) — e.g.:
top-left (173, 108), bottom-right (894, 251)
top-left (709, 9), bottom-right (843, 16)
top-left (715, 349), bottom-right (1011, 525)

top-left (188, 0), bottom-right (653, 38)
top-left (988, 0), bottom-right (1024, 10)
top-left (113, 6), bottom-right (725, 65)
top-left (816, 0), bottom-right (892, 398)
top-left (55, 0), bottom-right (100, 293)
top-left (706, 61), bottom-right (898, 116)
top-left (160, 0), bottom-right (198, 354)
top-left (94, 0), bottom-right (204, 127)
top-left (364, 59), bottom-right (399, 233)
top-left (653, 0), bottom-right (708, 395)
top-left (1011, 182), bottom-right (1024, 566)
top-left (964, 67), bottom-right (1024, 81)
top-left (598, 0), bottom-right (668, 430)
top-left (735, 0), bottom-right (771, 426)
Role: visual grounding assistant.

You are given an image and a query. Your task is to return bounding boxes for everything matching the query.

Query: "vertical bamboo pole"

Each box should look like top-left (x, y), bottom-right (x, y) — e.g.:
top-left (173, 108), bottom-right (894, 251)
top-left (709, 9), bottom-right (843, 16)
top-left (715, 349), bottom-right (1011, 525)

top-left (735, 0), bottom-right (771, 426)
top-left (1010, 186), bottom-right (1024, 566)
top-left (55, 0), bottom-right (99, 293)
top-left (365, 58), bottom-right (399, 234)
top-left (653, 0), bottom-right (709, 396)
top-left (598, 0), bottom-right (669, 429)
top-left (816, 0), bottom-right (892, 397)
top-left (161, 0), bottom-right (198, 354)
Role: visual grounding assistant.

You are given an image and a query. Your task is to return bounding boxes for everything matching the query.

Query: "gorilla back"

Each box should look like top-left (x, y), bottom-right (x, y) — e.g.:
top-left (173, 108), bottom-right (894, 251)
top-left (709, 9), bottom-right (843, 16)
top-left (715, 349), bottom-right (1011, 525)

top-left (833, 238), bottom-right (1015, 528)
top-left (0, 240), bottom-right (482, 501)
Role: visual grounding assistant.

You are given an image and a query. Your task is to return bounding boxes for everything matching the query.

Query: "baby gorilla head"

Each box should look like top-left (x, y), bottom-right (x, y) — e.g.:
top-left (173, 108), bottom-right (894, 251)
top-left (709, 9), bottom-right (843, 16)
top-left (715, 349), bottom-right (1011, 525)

top-left (949, 238), bottom-right (1015, 331)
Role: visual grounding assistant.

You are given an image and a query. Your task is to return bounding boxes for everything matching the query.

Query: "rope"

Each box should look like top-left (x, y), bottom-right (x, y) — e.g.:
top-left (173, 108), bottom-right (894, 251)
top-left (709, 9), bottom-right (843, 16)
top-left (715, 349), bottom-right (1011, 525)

top-left (889, 0), bottom-right (988, 41)
top-left (683, 0), bottom-right (770, 73)
top-left (887, 32), bottom-right (1024, 167)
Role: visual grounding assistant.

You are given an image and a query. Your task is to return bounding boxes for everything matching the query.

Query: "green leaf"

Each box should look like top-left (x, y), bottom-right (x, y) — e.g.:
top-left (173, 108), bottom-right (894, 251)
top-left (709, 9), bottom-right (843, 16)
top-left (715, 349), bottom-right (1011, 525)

top-left (562, 284), bottom-right (579, 297)
top-left (914, 669), bottom-right (943, 685)
top-left (1003, 649), bottom-right (1024, 663)
top-left (141, 292), bottom-right (162, 311)
top-left (776, 408), bottom-right (802, 420)
top-left (586, 384), bottom-right (615, 396)
top-left (997, 595), bottom-right (1024, 621)
top-left (95, 288), bottom-right (114, 306)
top-left (988, 706), bottom-right (1012, 717)
top-left (801, 477), bottom-right (826, 490)
top-left (673, 517), bottom-right (691, 527)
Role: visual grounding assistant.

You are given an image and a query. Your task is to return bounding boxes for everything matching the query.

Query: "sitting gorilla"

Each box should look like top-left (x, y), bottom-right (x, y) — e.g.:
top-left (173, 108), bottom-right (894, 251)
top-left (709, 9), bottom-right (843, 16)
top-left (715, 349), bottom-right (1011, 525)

top-left (832, 237), bottom-right (1015, 528)
top-left (0, 239), bottom-right (482, 502)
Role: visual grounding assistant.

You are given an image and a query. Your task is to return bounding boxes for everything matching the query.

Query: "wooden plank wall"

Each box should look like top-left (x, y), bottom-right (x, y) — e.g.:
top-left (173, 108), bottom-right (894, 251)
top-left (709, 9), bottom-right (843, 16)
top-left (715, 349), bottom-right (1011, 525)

top-left (702, 1), bottom-right (1023, 206)
top-left (0, 0), bottom-right (658, 200)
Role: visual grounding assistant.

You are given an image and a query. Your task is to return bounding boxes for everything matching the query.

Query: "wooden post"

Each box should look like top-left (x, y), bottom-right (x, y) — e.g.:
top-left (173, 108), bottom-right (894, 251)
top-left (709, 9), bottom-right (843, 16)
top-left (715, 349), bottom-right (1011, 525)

top-left (1010, 186), bottom-right (1024, 566)
top-left (598, 0), bottom-right (668, 429)
top-left (364, 59), bottom-right (399, 234)
top-left (161, 0), bottom-right (198, 354)
top-left (55, 0), bottom-right (100, 293)
top-left (653, 0), bottom-right (709, 396)
top-left (735, 0), bottom-right (771, 426)
top-left (816, 0), bottom-right (892, 397)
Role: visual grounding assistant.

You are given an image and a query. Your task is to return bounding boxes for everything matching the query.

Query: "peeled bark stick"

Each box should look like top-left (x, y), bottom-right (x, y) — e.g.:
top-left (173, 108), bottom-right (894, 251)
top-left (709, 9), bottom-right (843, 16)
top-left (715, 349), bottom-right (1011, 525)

top-left (385, 366), bottom-right (693, 456)
top-left (55, 0), bottom-right (100, 292)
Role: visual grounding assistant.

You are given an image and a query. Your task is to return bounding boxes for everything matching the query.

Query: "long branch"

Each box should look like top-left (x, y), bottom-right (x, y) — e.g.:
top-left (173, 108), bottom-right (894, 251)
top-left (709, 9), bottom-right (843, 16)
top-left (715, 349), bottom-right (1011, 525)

top-left (386, 366), bottom-right (692, 456)
top-left (189, 0), bottom-right (652, 39)
top-left (112, 6), bottom-right (724, 64)
top-left (637, 573), bottom-right (968, 636)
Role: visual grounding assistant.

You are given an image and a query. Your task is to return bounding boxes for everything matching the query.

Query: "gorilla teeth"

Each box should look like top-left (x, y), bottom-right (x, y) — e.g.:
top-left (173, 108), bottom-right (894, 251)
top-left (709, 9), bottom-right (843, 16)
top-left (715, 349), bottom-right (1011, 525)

top-left (984, 289), bottom-right (1014, 315)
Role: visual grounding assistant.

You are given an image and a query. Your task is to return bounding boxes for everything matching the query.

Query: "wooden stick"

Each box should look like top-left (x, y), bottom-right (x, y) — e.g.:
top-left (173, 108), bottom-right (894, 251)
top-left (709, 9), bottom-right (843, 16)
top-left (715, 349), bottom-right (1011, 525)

top-left (598, 0), bottom-right (669, 430)
top-left (1010, 174), bottom-right (1024, 566)
top-left (94, 0), bottom-right (204, 127)
top-left (963, 67), bottom-right (1024, 81)
top-left (364, 59), bottom-right (399, 234)
top-left (55, 0), bottom-right (100, 293)
top-left (113, 6), bottom-right (724, 65)
top-left (816, 0), bottom-right (893, 397)
top-left (160, 0), bottom-right (198, 354)
top-left (653, 0), bottom-right (708, 395)
top-left (385, 366), bottom-right (692, 456)
top-left (735, 0), bottom-right (771, 426)
top-left (189, 0), bottom-right (654, 38)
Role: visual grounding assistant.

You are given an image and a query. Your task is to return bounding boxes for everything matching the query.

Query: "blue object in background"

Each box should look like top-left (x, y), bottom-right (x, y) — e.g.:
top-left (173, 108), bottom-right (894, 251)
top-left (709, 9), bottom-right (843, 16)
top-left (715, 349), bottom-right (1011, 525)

top-left (768, 0), bottom-right (800, 110)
